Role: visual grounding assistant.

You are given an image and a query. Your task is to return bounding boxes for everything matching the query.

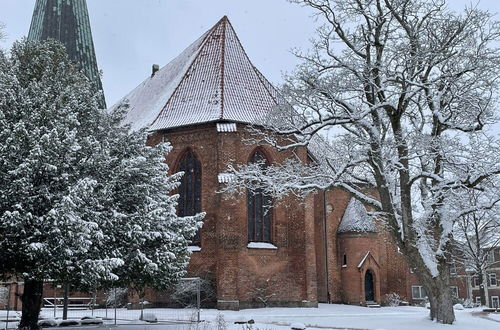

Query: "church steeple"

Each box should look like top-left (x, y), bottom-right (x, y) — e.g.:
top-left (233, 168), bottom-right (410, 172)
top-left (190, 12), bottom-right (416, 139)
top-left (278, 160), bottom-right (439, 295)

top-left (28, 0), bottom-right (106, 108)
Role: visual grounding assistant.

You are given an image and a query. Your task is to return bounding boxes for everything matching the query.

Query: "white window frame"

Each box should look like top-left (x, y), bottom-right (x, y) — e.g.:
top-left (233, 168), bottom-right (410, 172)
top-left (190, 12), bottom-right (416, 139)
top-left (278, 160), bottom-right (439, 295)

top-left (450, 264), bottom-right (457, 276)
top-left (489, 273), bottom-right (497, 286)
top-left (492, 296), bottom-right (499, 309)
top-left (475, 296), bottom-right (482, 305)
top-left (487, 250), bottom-right (495, 264)
top-left (412, 286), bottom-right (427, 300)
top-left (473, 275), bottom-right (480, 287)
top-left (450, 286), bottom-right (458, 298)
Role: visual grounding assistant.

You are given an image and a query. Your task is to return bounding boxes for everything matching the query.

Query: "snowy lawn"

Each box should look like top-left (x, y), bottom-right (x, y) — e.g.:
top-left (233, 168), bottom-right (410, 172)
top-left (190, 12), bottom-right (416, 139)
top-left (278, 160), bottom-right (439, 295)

top-left (1, 304), bottom-right (499, 329)
top-left (488, 312), bottom-right (500, 322)
top-left (196, 304), bottom-right (500, 330)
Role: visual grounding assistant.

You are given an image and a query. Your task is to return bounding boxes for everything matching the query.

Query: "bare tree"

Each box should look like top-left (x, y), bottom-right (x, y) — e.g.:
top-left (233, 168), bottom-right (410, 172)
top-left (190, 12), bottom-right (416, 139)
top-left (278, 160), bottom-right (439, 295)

top-left (223, 0), bottom-right (500, 324)
top-left (454, 189), bottom-right (500, 306)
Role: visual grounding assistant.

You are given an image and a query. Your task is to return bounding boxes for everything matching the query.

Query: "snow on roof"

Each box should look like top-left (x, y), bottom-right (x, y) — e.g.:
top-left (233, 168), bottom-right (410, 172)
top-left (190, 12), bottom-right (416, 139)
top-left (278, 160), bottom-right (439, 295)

top-left (357, 251), bottom-right (371, 268)
top-left (338, 198), bottom-right (377, 233)
top-left (216, 123), bottom-right (237, 132)
top-left (247, 242), bottom-right (278, 250)
top-left (111, 28), bottom-right (209, 131)
top-left (357, 251), bottom-right (381, 269)
top-left (112, 16), bottom-right (285, 132)
top-left (218, 173), bottom-right (235, 183)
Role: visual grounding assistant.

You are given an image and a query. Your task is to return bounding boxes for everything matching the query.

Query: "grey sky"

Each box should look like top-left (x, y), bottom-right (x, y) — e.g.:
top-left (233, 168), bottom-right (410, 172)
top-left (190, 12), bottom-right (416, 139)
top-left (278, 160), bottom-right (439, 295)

top-left (1, 0), bottom-right (499, 108)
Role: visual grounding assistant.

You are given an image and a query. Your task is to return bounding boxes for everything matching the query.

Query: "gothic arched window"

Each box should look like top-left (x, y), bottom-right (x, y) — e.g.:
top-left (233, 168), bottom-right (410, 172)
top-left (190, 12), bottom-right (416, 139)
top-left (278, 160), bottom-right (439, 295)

top-left (247, 150), bottom-right (272, 243)
top-left (177, 149), bottom-right (202, 244)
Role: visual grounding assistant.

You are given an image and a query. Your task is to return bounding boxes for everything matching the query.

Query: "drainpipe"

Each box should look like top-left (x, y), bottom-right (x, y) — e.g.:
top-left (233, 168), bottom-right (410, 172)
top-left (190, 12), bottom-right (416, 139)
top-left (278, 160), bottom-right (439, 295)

top-left (323, 190), bottom-right (330, 303)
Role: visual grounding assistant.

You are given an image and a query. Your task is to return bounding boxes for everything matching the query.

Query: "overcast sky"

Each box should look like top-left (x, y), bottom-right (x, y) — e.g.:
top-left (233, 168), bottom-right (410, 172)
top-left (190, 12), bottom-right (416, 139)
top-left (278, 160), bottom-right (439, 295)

top-left (1, 0), bottom-right (499, 108)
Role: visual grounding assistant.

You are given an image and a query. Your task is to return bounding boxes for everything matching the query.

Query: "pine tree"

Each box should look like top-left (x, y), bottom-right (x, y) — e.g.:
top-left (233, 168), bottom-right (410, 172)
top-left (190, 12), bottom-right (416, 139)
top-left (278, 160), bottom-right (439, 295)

top-left (0, 39), bottom-right (204, 330)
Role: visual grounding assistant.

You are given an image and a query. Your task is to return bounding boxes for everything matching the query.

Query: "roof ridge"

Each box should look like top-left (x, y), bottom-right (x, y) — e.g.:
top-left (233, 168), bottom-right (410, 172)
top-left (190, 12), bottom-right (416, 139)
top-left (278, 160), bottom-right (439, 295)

top-left (252, 65), bottom-right (282, 105)
top-left (150, 17), bottom-right (226, 129)
top-left (120, 16), bottom-right (287, 132)
top-left (224, 19), bottom-right (282, 107)
top-left (219, 17), bottom-right (227, 119)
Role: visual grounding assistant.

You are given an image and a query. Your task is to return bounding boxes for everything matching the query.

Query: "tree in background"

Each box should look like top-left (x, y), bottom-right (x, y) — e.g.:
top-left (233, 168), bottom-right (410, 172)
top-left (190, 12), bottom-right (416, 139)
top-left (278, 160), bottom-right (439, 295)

top-left (0, 22), bottom-right (5, 41)
top-left (0, 39), bottom-right (203, 329)
top-left (223, 0), bottom-right (500, 323)
top-left (454, 188), bottom-right (500, 306)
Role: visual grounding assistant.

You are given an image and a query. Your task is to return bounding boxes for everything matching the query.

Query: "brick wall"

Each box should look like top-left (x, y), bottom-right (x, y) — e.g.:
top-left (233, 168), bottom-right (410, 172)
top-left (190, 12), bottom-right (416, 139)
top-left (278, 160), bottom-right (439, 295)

top-left (150, 123), bottom-right (318, 309)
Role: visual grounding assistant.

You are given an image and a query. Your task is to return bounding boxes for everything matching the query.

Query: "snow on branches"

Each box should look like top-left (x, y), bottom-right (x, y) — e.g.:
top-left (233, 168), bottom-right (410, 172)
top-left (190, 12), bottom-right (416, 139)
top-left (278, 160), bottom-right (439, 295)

top-left (0, 39), bottom-right (204, 291)
top-left (224, 0), bottom-right (500, 324)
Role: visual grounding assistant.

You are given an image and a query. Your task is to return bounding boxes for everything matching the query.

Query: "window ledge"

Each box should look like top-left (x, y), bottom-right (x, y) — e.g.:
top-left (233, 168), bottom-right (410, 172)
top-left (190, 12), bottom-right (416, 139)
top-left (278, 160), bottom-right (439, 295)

top-left (342, 265), bottom-right (347, 268)
top-left (188, 246), bottom-right (201, 252)
top-left (247, 242), bottom-right (277, 250)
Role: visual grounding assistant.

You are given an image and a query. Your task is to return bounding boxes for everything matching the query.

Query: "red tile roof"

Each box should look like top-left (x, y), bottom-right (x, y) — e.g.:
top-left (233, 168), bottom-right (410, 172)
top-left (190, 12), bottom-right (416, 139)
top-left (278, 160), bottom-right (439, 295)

top-left (115, 16), bottom-right (284, 131)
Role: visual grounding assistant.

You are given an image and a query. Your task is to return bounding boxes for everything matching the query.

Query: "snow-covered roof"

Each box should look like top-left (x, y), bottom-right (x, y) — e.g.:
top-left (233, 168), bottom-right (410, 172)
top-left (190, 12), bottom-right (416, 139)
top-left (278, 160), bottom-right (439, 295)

top-left (112, 16), bottom-right (284, 132)
top-left (218, 173), bottom-right (235, 183)
top-left (357, 251), bottom-right (380, 269)
top-left (216, 123), bottom-right (237, 132)
top-left (357, 251), bottom-right (371, 268)
top-left (338, 198), bottom-right (377, 233)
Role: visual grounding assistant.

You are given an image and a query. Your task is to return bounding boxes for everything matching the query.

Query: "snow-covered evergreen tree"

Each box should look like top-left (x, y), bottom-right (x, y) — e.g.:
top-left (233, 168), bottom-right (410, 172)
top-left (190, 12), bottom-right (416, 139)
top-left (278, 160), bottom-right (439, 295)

top-left (0, 22), bottom-right (5, 41)
top-left (0, 39), bottom-right (203, 329)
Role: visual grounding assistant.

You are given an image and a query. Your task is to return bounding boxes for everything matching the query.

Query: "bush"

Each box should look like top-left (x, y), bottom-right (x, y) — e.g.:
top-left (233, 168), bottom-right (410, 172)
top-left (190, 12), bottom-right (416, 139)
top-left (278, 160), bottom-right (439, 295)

top-left (215, 313), bottom-right (227, 330)
top-left (452, 296), bottom-right (465, 305)
top-left (462, 298), bottom-right (475, 308)
top-left (419, 297), bottom-right (429, 308)
top-left (385, 292), bottom-right (402, 307)
top-left (105, 287), bottom-right (128, 307)
top-left (0, 286), bottom-right (9, 305)
top-left (172, 278), bottom-right (214, 308)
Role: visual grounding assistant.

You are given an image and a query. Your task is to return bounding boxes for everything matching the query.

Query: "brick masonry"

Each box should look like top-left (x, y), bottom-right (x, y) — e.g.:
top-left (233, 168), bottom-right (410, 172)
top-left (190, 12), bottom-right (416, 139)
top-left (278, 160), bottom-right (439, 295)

top-left (148, 123), bottom-right (317, 310)
top-left (146, 122), bottom-right (474, 309)
top-left (3, 122), bottom-right (479, 311)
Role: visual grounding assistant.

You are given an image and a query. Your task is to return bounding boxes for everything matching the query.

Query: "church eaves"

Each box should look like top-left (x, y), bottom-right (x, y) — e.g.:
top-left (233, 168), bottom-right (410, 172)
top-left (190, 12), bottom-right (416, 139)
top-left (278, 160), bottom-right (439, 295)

top-left (114, 16), bottom-right (284, 132)
top-left (28, 0), bottom-right (106, 108)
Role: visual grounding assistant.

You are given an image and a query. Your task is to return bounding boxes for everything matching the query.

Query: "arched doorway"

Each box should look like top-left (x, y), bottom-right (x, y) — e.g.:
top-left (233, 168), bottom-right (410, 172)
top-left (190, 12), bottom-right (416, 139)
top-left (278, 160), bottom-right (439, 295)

top-left (364, 270), bottom-right (375, 302)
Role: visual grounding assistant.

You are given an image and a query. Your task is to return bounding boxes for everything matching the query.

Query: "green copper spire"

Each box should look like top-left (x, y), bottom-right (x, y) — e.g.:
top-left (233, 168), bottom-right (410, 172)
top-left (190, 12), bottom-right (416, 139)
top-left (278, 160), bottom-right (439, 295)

top-left (28, 0), bottom-right (106, 108)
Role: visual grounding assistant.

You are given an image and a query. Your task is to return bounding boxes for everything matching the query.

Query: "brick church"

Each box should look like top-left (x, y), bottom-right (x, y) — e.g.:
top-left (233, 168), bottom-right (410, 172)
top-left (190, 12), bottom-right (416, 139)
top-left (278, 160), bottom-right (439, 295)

top-left (7, 0), bottom-right (469, 311)
top-left (113, 17), bottom-right (468, 309)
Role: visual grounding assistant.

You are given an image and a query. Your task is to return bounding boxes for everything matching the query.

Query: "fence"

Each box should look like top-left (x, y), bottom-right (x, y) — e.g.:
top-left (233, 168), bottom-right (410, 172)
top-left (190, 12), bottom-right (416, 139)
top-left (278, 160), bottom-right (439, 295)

top-left (0, 283), bottom-right (16, 330)
top-left (0, 278), bottom-right (203, 329)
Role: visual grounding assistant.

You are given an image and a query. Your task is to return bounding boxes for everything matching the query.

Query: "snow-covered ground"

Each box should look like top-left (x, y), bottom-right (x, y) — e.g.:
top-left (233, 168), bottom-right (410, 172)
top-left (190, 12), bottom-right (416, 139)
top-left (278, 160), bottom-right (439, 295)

top-left (1, 304), bottom-right (499, 329)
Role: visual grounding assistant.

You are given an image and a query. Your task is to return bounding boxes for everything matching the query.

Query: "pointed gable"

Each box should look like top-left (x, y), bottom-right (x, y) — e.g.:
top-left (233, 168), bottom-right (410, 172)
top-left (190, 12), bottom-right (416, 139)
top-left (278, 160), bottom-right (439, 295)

top-left (357, 251), bottom-right (380, 269)
top-left (115, 16), bottom-right (284, 131)
top-left (338, 198), bottom-right (377, 233)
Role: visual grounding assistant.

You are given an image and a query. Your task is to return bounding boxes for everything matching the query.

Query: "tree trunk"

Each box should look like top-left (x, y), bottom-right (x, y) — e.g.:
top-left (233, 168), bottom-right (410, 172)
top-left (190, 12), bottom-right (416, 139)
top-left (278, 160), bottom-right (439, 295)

top-left (138, 288), bottom-right (145, 321)
top-left (404, 247), bottom-right (455, 324)
top-left (478, 272), bottom-right (486, 306)
top-left (62, 283), bottom-right (69, 320)
top-left (426, 272), bottom-right (455, 324)
top-left (482, 271), bottom-right (490, 307)
top-left (428, 289), bottom-right (454, 323)
top-left (18, 279), bottom-right (44, 330)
